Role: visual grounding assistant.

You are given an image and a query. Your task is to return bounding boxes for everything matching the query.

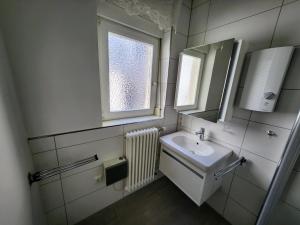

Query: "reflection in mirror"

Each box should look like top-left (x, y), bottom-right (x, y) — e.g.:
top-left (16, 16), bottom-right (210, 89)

top-left (174, 38), bottom-right (248, 123)
top-left (176, 52), bottom-right (204, 109)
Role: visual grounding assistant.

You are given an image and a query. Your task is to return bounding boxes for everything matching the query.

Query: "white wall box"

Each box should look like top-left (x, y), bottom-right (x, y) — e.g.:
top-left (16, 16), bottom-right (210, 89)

top-left (239, 46), bottom-right (294, 112)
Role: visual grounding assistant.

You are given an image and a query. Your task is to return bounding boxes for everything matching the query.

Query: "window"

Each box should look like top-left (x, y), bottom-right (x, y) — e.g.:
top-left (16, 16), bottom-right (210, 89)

top-left (174, 52), bottom-right (204, 110)
top-left (98, 19), bottom-right (159, 120)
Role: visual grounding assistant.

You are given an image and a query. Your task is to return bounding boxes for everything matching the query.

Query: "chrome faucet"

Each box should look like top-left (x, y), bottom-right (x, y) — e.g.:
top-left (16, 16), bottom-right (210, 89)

top-left (195, 128), bottom-right (205, 141)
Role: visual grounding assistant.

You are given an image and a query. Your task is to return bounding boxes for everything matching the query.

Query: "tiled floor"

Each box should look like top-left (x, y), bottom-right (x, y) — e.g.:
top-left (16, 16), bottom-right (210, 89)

top-left (76, 177), bottom-right (231, 225)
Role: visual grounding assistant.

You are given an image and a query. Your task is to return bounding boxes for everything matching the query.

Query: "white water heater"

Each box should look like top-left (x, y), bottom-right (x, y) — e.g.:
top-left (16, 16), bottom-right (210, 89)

top-left (239, 46), bottom-right (294, 112)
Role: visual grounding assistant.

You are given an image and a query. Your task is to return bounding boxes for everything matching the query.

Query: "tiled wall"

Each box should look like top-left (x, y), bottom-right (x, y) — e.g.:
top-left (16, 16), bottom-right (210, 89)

top-left (179, 0), bottom-right (300, 224)
top-left (28, 2), bottom-right (192, 225)
top-left (29, 120), bottom-right (177, 225)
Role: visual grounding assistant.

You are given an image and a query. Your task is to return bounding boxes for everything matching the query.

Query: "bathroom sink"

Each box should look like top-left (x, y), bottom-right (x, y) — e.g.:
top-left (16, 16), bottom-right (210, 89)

top-left (160, 131), bottom-right (232, 171)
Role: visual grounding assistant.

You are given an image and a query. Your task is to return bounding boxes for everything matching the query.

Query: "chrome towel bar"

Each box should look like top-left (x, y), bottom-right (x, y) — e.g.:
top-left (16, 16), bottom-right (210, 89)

top-left (214, 157), bottom-right (246, 179)
top-left (28, 154), bottom-right (99, 185)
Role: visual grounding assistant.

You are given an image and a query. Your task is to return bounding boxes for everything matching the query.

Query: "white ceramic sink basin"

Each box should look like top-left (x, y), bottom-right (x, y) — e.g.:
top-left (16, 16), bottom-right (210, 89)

top-left (160, 131), bottom-right (232, 171)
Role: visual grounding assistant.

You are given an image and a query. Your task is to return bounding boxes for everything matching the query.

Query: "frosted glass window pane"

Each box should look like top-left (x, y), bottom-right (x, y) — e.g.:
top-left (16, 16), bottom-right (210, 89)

top-left (108, 32), bottom-right (153, 112)
top-left (176, 54), bottom-right (202, 106)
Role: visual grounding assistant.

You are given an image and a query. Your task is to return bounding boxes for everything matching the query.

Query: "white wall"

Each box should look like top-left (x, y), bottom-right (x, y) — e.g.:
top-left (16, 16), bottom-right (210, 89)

top-left (4, 0), bottom-right (191, 225)
top-left (181, 0), bottom-right (300, 224)
top-left (0, 30), bottom-right (46, 225)
top-left (0, 0), bottom-right (102, 137)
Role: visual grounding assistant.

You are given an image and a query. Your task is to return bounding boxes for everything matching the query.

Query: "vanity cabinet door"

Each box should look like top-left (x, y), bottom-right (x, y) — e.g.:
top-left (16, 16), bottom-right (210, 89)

top-left (159, 150), bottom-right (205, 205)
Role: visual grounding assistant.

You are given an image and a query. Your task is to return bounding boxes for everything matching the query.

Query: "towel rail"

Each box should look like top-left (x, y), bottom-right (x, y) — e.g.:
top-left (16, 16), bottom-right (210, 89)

top-left (28, 154), bottom-right (99, 185)
top-left (214, 157), bottom-right (246, 179)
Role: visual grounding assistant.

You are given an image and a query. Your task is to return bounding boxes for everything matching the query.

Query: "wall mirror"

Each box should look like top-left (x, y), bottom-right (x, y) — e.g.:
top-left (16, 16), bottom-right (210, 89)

top-left (174, 38), bottom-right (248, 122)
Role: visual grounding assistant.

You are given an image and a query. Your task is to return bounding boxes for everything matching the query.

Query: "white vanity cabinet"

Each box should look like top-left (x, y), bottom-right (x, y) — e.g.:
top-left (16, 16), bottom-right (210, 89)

top-left (159, 131), bottom-right (232, 206)
top-left (159, 148), bottom-right (222, 206)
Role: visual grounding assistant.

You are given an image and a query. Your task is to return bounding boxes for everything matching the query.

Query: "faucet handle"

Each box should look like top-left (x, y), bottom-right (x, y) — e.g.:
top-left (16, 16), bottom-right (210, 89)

top-left (195, 128), bottom-right (205, 135)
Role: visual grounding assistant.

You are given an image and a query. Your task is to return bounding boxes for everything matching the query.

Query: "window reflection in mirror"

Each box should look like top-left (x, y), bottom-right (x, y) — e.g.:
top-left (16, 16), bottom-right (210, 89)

top-left (174, 39), bottom-right (235, 122)
top-left (176, 53), bottom-right (204, 109)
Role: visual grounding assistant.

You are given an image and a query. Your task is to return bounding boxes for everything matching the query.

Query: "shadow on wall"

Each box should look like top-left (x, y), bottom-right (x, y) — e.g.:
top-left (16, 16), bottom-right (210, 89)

top-left (0, 30), bottom-right (46, 225)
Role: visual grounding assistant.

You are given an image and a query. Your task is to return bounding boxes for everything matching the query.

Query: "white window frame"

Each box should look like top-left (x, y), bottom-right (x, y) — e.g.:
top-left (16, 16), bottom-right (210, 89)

top-left (174, 52), bottom-right (205, 111)
top-left (98, 18), bottom-right (159, 121)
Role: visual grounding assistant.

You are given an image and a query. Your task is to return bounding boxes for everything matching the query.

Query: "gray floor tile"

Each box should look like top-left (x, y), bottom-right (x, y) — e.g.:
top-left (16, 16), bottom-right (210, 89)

top-left (76, 177), bottom-right (231, 225)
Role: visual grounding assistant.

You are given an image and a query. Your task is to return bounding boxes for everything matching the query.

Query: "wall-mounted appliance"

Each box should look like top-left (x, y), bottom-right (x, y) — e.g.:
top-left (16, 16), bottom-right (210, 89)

top-left (239, 46), bottom-right (294, 112)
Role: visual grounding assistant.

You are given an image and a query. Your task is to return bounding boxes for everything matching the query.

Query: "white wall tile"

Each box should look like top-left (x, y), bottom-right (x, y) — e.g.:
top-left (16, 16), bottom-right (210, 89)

top-left (233, 107), bottom-right (252, 120)
top-left (29, 137), bottom-right (55, 154)
top-left (165, 84), bottom-right (176, 106)
top-left (208, 0), bottom-right (282, 30)
top-left (284, 0), bottom-right (299, 4)
top-left (269, 202), bottom-right (300, 225)
top-left (250, 90), bottom-right (300, 129)
top-left (164, 106), bottom-right (178, 125)
top-left (224, 198), bottom-right (257, 225)
top-left (229, 176), bottom-right (266, 215)
top-left (191, 117), bottom-right (248, 148)
top-left (162, 123), bottom-right (178, 135)
top-left (46, 207), bottom-right (67, 225)
top-left (205, 8), bottom-right (280, 51)
top-left (66, 184), bottom-right (123, 225)
top-left (192, 0), bottom-right (209, 8)
top-left (183, 0), bottom-right (192, 8)
top-left (177, 5), bottom-right (191, 36)
top-left (62, 166), bottom-right (106, 202)
top-left (167, 58), bottom-right (178, 84)
top-left (40, 181), bottom-right (64, 212)
top-left (282, 48), bottom-right (300, 89)
top-left (187, 32), bottom-right (205, 47)
top-left (55, 126), bottom-right (123, 148)
top-left (273, 1), bottom-right (300, 46)
top-left (282, 171), bottom-right (300, 209)
top-left (170, 32), bottom-right (188, 58)
top-left (221, 171), bottom-right (234, 194)
top-left (237, 150), bottom-right (277, 190)
top-left (233, 88), bottom-right (252, 120)
top-left (57, 136), bottom-right (123, 176)
top-left (242, 122), bottom-right (290, 162)
top-left (206, 189), bottom-right (227, 215)
top-left (179, 114), bottom-right (193, 131)
top-left (189, 2), bottom-right (210, 35)
top-left (32, 150), bottom-right (58, 171)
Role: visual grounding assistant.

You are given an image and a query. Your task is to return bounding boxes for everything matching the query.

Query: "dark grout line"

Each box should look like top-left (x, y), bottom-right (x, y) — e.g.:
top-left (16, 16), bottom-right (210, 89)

top-left (283, 0), bottom-right (300, 6)
top-left (229, 197), bottom-right (259, 217)
top-left (54, 137), bottom-right (70, 225)
top-left (281, 200), bottom-right (300, 212)
top-left (248, 120), bottom-right (292, 131)
top-left (222, 116), bottom-right (251, 215)
top-left (187, 0), bottom-right (193, 43)
top-left (28, 124), bottom-right (122, 140)
top-left (188, 31), bottom-right (206, 38)
top-left (193, 5), bottom-right (282, 38)
top-left (207, 6), bottom-right (282, 32)
top-left (203, 0), bottom-right (212, 43)
top-left (235, 173), bottom-right (268, 192)
top-left (242, 148), bottom-right (279, 164)
top-left (192, 0), bottom-right (210, 10)
top-left (269, 0), bottom-right (285, 47)
top-left (55, 134), bottom-right (123, 150)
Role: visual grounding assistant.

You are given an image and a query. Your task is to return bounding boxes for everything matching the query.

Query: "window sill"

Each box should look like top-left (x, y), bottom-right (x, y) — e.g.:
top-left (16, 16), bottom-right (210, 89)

top-left (179, 109), bottom-right (203, 115)
top-left (101, 115), bottom-right (163, 128)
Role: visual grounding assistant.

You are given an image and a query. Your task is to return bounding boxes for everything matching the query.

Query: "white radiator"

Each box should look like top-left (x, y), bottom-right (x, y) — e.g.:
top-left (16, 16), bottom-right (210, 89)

top-left (125, 127), bottom-right (159, 192)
